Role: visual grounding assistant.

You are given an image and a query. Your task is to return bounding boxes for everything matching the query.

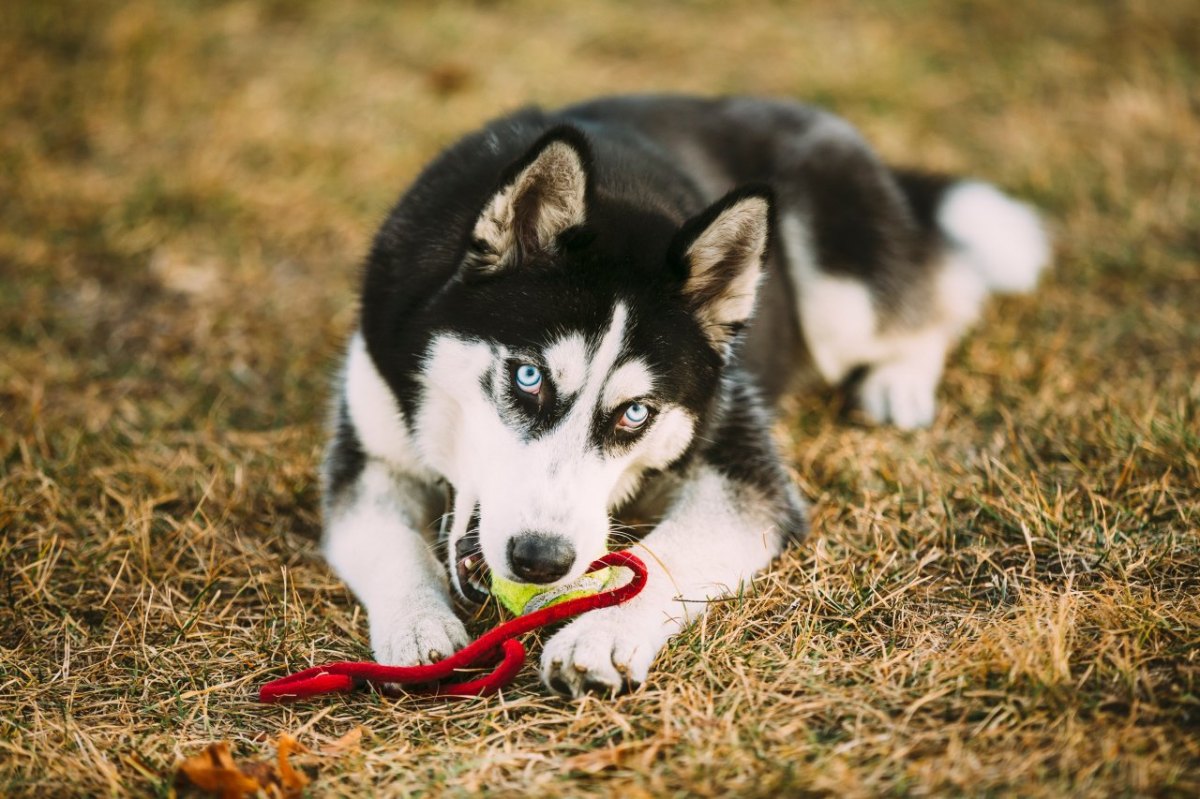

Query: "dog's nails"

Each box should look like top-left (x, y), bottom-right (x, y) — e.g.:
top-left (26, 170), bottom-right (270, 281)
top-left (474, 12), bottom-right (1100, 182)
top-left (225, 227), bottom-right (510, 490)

top-left (428, 650), bottom-right (443, 661)
top-left (573, 663), bottom-right (590, 675)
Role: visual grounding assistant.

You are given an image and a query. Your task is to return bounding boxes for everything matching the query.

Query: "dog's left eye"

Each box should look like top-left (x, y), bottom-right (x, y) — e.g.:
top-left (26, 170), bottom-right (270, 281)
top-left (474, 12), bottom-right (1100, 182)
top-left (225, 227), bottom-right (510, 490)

top-left (514, 364), bottom-right (543, 394)
top-left (617, 401), bottom-right (650, 431)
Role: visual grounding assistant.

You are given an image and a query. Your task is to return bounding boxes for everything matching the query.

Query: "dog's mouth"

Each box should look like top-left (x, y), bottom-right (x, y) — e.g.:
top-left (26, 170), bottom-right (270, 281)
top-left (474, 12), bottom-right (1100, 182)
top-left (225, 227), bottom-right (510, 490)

top-left (453, 532), bottom-right (491, 605)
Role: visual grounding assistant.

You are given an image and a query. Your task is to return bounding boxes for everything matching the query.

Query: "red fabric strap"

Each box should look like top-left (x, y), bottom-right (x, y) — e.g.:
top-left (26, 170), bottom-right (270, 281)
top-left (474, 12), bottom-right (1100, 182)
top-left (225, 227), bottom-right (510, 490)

top-left (258, 550), bottom-right (647, 703)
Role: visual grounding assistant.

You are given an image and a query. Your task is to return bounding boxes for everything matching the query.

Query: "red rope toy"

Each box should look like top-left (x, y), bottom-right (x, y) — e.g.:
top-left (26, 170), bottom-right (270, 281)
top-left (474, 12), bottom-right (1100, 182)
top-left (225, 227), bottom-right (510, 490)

top-left (258, 550), bottom-right (647, 703)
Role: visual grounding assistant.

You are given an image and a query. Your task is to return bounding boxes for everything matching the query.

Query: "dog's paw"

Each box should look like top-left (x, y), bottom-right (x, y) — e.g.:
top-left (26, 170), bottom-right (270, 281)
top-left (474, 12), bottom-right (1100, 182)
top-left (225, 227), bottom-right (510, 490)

top-left (370, 598), bottom-right (470, 666)
top-left (540, 608), bottom-right (667, 698)
top-left (858, 357), bottom-right (940, 430)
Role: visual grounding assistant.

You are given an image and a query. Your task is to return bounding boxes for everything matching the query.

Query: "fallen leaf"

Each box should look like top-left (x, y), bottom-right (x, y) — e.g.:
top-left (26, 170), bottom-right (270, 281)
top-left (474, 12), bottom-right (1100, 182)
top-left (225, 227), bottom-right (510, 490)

top-left (276, 735), bottom-right (309, 794)
top-left (177, 736), bottom-right (309, 799)
top-left (178, 742), bottom-right (260, 799)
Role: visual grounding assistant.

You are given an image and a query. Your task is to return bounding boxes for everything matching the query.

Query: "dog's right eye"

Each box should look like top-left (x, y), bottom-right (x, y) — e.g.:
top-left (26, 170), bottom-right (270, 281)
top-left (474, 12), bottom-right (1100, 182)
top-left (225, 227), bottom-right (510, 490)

top-left (514, 364), bottom-right (543, 395)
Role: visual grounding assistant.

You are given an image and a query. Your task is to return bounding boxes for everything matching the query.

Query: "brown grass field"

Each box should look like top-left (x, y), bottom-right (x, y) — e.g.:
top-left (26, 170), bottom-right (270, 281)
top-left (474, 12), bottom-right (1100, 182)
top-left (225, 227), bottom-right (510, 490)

top-left (3, 0), bottom-right (1199, 796)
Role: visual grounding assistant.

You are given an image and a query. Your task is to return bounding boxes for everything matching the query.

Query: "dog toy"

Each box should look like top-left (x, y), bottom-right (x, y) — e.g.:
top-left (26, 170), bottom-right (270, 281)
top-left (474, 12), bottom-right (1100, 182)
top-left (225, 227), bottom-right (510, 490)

top-left (490, 565), bottom-right (620, 615)
top-left (258, 550), bottom-right (646, 702)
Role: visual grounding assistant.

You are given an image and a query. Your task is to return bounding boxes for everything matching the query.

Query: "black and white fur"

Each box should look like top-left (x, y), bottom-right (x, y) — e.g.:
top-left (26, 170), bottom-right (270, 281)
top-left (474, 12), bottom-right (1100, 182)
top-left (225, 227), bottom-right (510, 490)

top-left (321, 95), bottom-right (1049, 696)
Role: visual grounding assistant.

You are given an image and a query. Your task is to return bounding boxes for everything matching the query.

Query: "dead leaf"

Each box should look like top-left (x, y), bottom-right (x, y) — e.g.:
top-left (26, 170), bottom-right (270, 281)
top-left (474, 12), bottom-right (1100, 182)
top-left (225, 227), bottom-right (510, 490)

top-left (276, 735), bottom-right (309, 794)
top-left (177, 742), bottom-right (261, 799)
top-left (177, 736), bottom-right (309, 799)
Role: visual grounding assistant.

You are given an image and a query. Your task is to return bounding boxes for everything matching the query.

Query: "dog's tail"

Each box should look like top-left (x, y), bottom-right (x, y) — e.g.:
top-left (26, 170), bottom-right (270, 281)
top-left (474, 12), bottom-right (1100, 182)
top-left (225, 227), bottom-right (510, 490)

top-left (893, 169), bottom-right (1051, 294)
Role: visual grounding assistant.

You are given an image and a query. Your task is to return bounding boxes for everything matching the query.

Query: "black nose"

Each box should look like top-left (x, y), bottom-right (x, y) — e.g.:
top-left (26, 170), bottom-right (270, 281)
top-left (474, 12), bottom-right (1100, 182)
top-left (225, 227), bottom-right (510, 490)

top-left (507, 532), bottom-right (575, 584)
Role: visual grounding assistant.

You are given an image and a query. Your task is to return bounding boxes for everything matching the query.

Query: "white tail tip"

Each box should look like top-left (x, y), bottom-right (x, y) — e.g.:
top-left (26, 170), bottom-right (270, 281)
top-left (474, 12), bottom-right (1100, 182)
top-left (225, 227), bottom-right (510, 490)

top-left (938, 181), bottom-right (1051, 294)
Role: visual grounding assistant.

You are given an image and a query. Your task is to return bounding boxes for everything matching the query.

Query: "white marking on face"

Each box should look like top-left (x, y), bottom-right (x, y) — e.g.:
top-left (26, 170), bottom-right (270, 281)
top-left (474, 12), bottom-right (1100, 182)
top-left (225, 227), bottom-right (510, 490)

top-left (543, 333), bottom-right (587, 395)
top-left (470, 303), bottom-right (633, 577)
top-left (343, 332), bottom-right (425, 474)
top-left (637, 407), bottom-right (696, 469)
top-left (607, 406), bottom-right (696, 506)
top-left (420, 307), bottom-right (615, 575)
top-left (411, 301), bottom-right (698, 587)
top-left (577, 302), bottom-right (629, 412)
top-left (413, 335), bottom-right (496, 486)
top-left (602, 359), bottom-right (654, 411)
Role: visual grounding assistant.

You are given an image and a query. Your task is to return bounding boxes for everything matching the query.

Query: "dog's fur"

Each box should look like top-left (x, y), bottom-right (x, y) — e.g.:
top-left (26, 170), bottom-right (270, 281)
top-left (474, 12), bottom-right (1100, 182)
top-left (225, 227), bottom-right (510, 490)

top-left (321, 95), bottom-right (1050, 696)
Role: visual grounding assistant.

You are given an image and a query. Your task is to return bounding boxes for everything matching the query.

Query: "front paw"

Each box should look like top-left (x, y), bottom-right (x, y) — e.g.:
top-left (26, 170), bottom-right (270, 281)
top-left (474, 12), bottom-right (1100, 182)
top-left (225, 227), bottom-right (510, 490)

top-left (540, 607), bottom-right (668, 697)
top-left (370, 597), bottom-right (470, 666)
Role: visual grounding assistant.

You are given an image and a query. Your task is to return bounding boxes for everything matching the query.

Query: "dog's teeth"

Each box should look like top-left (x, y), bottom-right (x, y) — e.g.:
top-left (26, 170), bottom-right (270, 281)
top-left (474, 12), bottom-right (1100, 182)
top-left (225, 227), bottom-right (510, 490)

top-left (463, 555), bottom-right (476, 569)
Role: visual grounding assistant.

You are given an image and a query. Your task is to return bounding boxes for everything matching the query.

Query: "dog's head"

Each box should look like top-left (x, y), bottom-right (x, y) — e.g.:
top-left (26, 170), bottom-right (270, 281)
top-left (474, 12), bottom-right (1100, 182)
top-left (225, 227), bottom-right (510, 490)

top-left (385, 127), bottom-right (772, 598)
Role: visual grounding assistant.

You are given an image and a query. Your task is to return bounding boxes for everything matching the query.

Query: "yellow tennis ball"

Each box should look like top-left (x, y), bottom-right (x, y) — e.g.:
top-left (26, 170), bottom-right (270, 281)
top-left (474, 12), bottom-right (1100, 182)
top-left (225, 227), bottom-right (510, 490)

top-left (491, 567), bottom-right (618, 616)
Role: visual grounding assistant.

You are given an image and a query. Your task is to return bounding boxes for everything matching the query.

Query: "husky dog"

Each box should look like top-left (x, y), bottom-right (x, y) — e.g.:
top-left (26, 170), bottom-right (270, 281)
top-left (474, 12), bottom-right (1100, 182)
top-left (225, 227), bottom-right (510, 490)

top-left (322, 96), bottom-right (1049, 696)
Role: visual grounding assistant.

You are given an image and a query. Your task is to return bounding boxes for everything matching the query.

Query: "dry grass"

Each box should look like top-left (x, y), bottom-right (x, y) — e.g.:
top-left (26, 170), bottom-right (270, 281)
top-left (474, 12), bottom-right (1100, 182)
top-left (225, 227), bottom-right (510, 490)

top-left (2, 0), bottom-right (1199, 796)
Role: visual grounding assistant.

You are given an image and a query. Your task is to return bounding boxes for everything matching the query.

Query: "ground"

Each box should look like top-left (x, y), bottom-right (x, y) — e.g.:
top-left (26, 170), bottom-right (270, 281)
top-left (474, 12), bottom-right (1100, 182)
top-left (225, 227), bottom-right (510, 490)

top-left (2, 0), bottom-right (1198, 796)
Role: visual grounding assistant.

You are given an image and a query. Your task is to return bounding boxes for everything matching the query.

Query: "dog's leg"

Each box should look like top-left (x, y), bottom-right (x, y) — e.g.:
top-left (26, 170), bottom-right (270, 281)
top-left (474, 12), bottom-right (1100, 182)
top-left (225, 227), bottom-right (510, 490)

top-left (758, 111), bottom-right (1049, 429)
top-left (781, 182), bottom-right (1049, 430)
top-left (322, 334), bottom-right (469, 666)
top-left (858, 176), bottom-right (1051, 428)
top-left (854, 328), bottom-right (953, 431)
top-left (541, 378), bottom-right (806, 696)
top-left (539, 466), bottom-right (793, 695)
top-left (322, 459), bottom-right (470, 665)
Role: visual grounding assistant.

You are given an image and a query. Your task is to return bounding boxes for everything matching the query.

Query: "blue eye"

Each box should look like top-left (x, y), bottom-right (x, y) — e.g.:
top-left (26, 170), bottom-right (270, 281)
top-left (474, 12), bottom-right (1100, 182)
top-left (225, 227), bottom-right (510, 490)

top-left (514, 364), bottom-right (542, 394)
top-left (618, 402), bottom-right (650, 430)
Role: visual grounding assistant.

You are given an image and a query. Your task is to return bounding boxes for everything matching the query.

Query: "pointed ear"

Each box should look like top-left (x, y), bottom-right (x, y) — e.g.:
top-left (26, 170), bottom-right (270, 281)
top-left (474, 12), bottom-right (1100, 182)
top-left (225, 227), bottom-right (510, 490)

top-left (466, 127), bottom-right (590, 274)
top-left (672, 186), bottom-right (772, 349)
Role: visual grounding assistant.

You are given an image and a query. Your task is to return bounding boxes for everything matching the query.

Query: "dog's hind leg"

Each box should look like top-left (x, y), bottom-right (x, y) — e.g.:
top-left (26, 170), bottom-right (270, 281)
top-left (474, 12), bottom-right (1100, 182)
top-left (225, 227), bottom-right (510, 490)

top-left (776, 121), bottom-right (1050, 428)
top-left (865, 173), bottom-right (1051, 427)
